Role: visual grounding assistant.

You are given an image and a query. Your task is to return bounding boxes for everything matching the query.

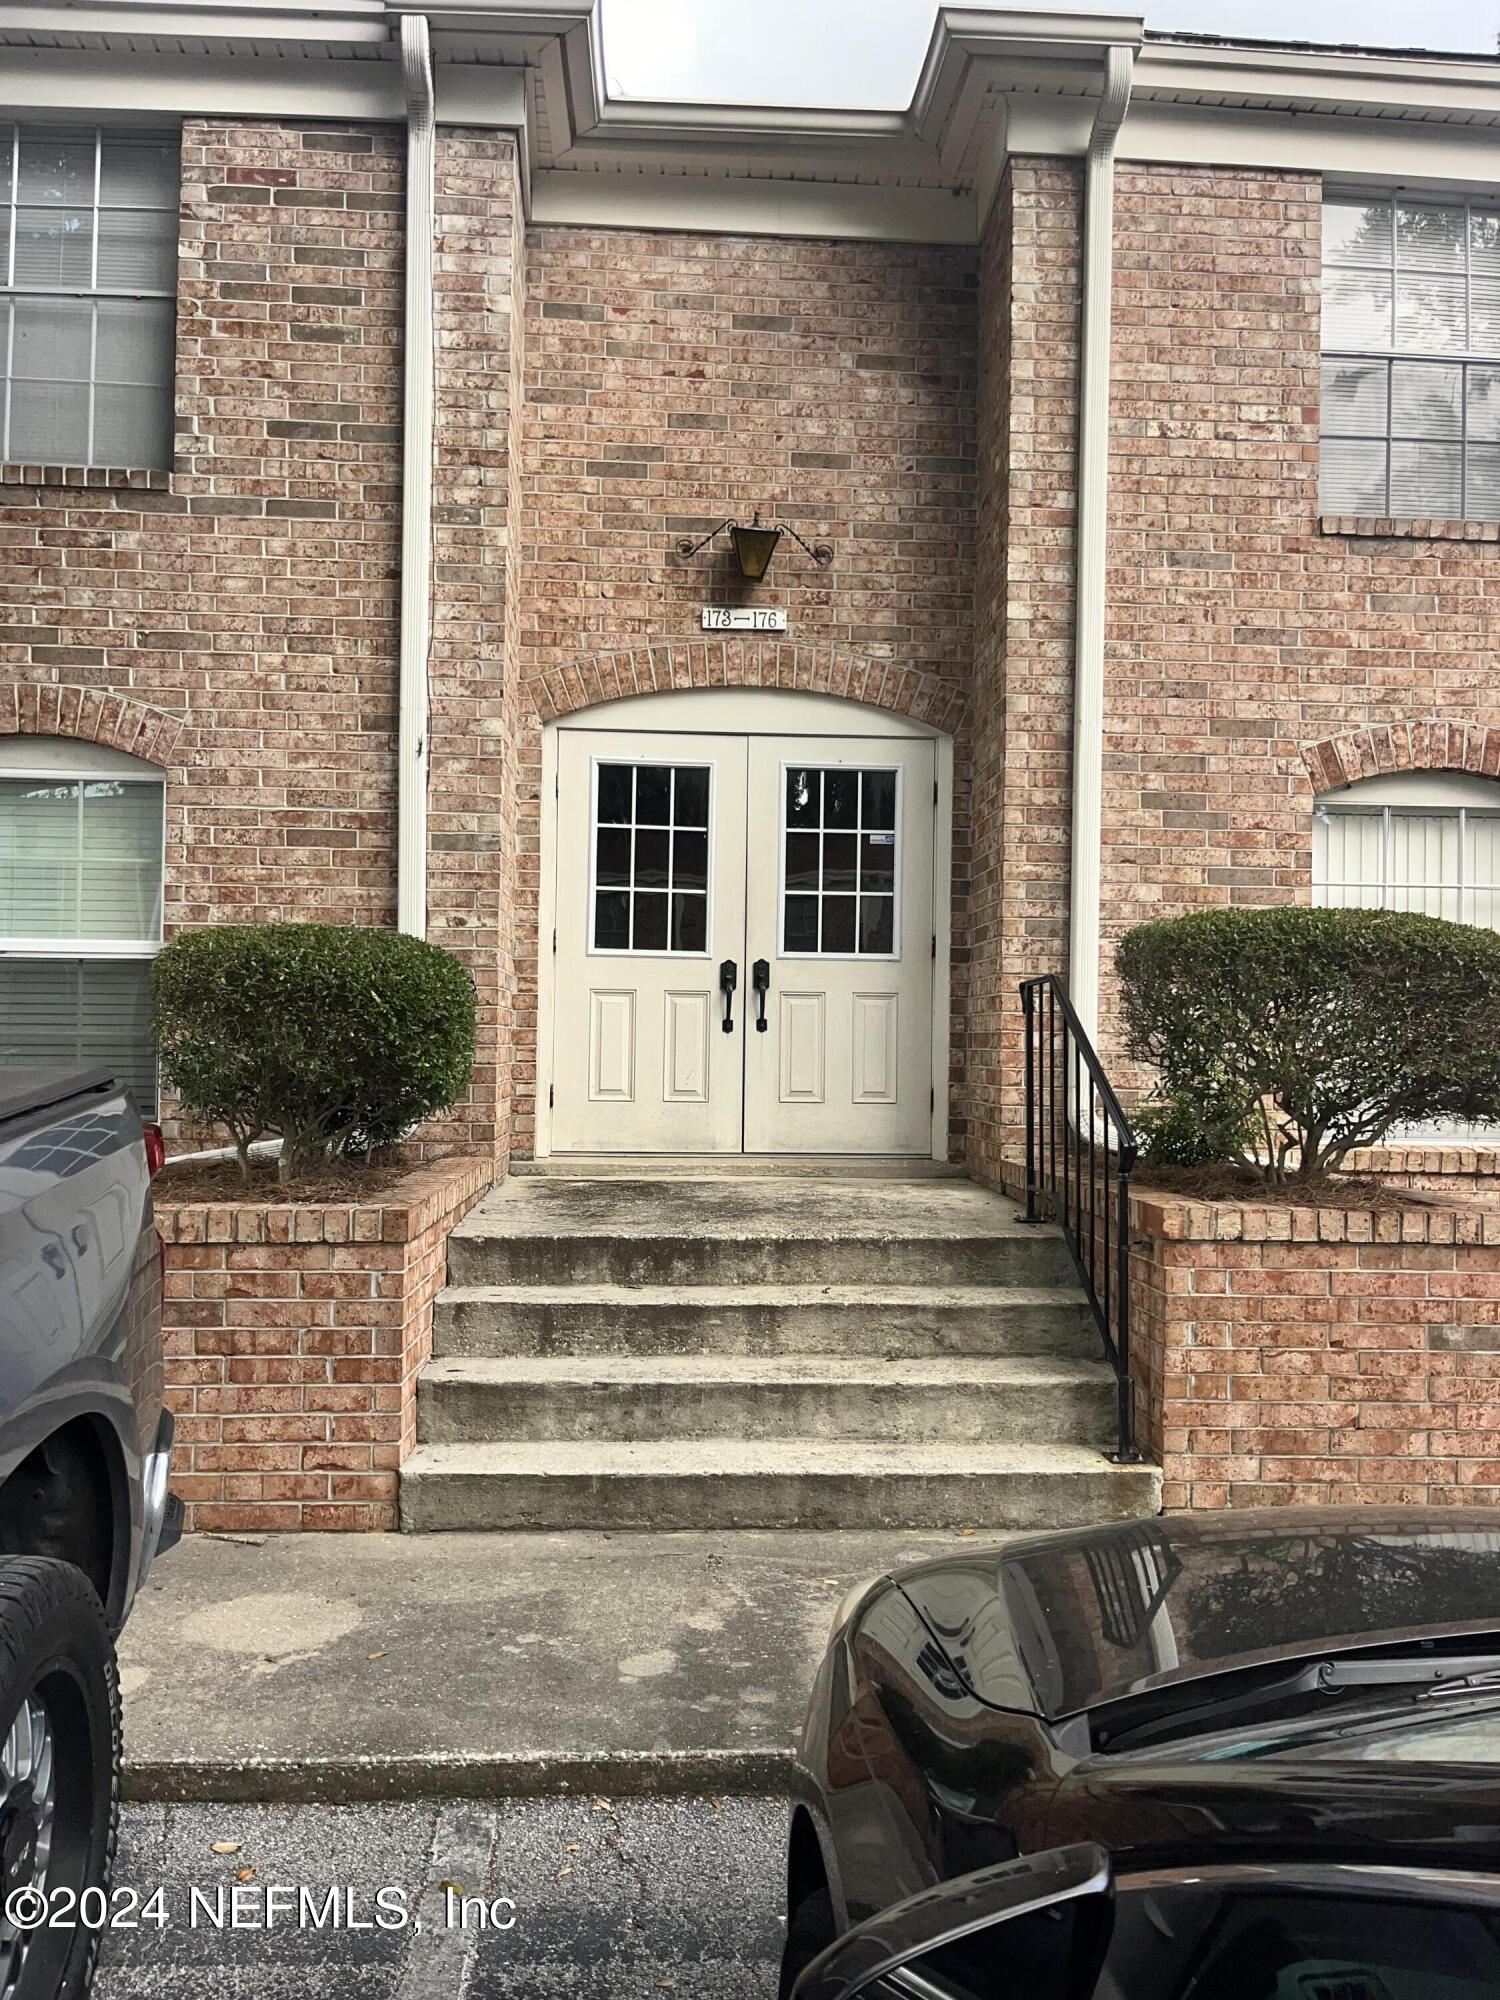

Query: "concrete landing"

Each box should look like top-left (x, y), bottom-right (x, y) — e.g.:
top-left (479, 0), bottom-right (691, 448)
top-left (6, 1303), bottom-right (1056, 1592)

top-left (119, 1528), bottom-right (975, 1804)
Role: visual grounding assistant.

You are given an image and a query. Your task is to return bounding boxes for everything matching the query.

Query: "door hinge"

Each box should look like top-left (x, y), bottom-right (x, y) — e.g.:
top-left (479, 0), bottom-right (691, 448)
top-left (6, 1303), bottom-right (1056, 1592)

top-left (549, 1084), bottom-right (555, 1108)
top-left (933, 779), bottom-right (939, 807)
top-left (931, 933), bottom-right (937, 960)
top-left (552, 928), bottom-right (557, 954)
top-left (930, 1086), bottom-right (936, 1114)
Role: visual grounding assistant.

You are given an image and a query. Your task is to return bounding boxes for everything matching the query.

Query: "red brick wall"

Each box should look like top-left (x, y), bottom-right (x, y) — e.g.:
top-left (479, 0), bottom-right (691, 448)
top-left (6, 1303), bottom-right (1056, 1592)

top-left (1129, 1190), bottom-right (1500, 1511)
top-left (160, 1155), bottom-right (488, 1531)
top-left (1101, 163), bottom-right (1500, 1076)
top-left (968, 161), bottom-right (1084, 1181)
top-left (426, 131), bottom-right (525, 1162)
top-left (1, 120), bottom-right (404, 942)
top-left (513, 226), bottom-right (978, 1154)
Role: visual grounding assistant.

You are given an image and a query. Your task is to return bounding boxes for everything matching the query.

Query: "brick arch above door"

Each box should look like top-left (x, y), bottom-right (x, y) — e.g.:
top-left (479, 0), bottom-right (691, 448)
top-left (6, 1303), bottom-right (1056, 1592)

top-left (528, 639), bottom-right (967, 736)
top-left (1, 683), bottom-right (186, 766)
top-left (1304, 717), bottom-right (1500, 793)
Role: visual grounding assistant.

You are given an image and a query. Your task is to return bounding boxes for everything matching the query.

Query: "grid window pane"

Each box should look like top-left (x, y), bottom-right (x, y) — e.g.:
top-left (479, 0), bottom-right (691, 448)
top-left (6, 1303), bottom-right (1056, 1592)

top-left (1390, 440), bottom-right (1461, 517)
top-left (2, 125), bottom-right (178, 469)
top-left (780, 765), bottom-right (900, 957)
top-left (13, 207), bottom-right (93, 289)
top-left (1397, 203), bottom-right (1465, 272)
top-left (16, 129), bottom-right (94, 206)
top-left (1323, 270), bottom-right (1392, 349)
top-left (1324, 197), bottom-right (1392, 266)
top-left (97, 207), bottom-right (177, 291)
top-left (1321, 359), bottom-right (1387, 437)
top-left (589, 761), bottom-right (711, 954)
top-left (1318, 436), bottom-right (1387, 515)
top-left (1391, 359), bottom-right (1462, 438)
top-left (1321, 193), bottom-right (1500, 523)
top-left (12, 296), bottom-right (90, 381)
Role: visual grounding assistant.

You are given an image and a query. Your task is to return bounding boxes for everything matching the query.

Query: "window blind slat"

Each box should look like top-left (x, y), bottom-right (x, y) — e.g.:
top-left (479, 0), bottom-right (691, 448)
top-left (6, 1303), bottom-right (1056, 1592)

top-left (0, 959), bottom-right (157, 1113)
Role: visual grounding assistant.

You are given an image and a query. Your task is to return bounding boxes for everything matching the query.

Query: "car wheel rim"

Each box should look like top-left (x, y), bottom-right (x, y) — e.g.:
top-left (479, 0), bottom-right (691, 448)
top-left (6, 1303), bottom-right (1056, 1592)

top-left (0, 1693), bottom-right (57, 2000)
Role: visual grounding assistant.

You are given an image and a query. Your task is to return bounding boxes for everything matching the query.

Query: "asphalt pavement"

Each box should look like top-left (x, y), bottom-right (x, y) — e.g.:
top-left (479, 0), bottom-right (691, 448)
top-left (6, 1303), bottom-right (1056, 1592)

top-left (94, 1797), bottom-right (788, 1998)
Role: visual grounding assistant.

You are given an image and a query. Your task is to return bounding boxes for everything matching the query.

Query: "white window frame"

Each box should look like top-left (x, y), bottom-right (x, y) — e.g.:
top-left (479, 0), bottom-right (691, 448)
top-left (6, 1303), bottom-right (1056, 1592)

top-left (1320, 188), bottom-right (1500, 521)
top-left (0, 744), bottom-right (166, 1110)
top-left (1, 122), bottom-right (179, 468)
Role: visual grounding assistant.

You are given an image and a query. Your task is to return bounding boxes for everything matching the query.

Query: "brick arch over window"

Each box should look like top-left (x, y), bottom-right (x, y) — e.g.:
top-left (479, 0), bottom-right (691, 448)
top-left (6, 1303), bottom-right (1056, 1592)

top-left (0, 683), bottom-right (186, 765)
top-left (1303, 717), bottom-right (1500, 794)
top-left (530, 639), bottom-right (967, 734)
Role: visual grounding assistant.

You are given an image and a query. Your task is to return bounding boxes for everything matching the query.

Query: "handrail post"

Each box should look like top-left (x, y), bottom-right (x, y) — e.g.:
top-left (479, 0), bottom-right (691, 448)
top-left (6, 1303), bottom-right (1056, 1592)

top-left (1022, 980), bottom-right (1039, 1223)
top-left (1110, 1151), bottom-right (1141, 1464)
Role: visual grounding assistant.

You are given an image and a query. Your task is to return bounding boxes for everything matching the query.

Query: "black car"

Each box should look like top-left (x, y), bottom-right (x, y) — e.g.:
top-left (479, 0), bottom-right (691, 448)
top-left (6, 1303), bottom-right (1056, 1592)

top-left (793, 1842), bottom-right (1500, 2000)
top-left (782, 1509), bottom-right (1500, 1992)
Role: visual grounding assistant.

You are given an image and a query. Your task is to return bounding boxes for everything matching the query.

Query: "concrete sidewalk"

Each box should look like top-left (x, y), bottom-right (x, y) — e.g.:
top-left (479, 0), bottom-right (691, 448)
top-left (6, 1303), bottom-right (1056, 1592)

top-left (119, 1528), bottom-right (971, 1803)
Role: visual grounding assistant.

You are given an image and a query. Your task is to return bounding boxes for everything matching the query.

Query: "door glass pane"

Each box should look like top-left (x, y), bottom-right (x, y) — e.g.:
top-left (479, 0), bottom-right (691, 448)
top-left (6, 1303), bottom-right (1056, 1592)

top-left (670, 894), bottom-right (706, 953)
top-left (672, 830), bottom-right (707, 891)
top-left (596, 827), bottom-right (630, 887)
top-left (674, 767), bottom-right (709, 828)
top-left (821, 896), bottom-right (856, 953)
top-left (781, 765), bottom-right (900, 956)
top-left (635, 765), bottom-right (670, 826)
top-left (633, 891), bottom-right (668, 950)
top-left (590, 761), bottom-right (711, 954)
top-left (597, 764), bottom-right (633, 824)
top-left (633, 828), bottom-right (669, 889)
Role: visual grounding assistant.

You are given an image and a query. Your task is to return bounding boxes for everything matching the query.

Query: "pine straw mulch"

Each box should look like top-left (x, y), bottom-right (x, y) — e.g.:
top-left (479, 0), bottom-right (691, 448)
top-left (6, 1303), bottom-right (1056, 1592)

top-left (154, 1157), bottom-right (408, 1205)
top-left (1131, 1162), bottom-right (1425, 1212)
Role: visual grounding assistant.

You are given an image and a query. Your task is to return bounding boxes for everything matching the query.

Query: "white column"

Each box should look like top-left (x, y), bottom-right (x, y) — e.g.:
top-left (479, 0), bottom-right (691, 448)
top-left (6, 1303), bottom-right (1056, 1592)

top-left (1067, 44), bottom-right (1134, 1040)
top-left (398, 14), bottom-right (435, 938)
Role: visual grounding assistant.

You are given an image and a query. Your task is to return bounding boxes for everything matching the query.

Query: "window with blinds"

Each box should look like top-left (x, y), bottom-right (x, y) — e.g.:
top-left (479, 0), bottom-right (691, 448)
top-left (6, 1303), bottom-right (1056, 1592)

top-left (1315, 782), bottom-right (1500, 1142)
top-left (1320, 192), bottom-right (1500, 521)
top-left (1, 125), bottom-right (179, 469)
top-left (0, 768), bottom-right (164, 1112)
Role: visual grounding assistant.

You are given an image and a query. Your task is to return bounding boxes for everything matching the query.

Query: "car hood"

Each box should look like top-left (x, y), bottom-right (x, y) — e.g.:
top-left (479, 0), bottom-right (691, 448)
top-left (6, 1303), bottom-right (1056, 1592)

top-left (894, 1508), bottom-right (1500, 1721)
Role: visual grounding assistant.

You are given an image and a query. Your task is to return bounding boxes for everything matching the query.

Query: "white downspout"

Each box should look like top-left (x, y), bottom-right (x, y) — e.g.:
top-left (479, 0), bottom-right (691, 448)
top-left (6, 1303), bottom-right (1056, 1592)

top-left (1067, 44), bottom-right (1133, 1040)
top-left (398, 14), bottom-right (435, 938)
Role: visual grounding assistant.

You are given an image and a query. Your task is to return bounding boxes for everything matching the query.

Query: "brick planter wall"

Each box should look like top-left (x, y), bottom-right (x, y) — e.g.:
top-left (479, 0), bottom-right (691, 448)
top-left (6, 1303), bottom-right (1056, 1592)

top-left (1129, 1188), bottom-right (1500, 1513)
top-left (158, 1157), bottom-right (489, 1531)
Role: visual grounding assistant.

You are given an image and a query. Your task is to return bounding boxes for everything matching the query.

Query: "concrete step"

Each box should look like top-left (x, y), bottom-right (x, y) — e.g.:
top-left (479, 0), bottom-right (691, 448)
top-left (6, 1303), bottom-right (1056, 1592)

top-left (432, 1282), bottom-right (1097, 1361)
top-left (399, 1440), bottom-right (1161, 1533)
top-left (447, 1177), bottom-right (1074, 1289)
top-left (415, 1355), bottom-right (1118, 1447)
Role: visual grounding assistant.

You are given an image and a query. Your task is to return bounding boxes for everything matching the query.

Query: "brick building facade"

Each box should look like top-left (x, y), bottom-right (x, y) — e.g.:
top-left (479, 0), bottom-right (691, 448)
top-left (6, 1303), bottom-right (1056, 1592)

top-left (6, 3), bottom-right (1500, 1187)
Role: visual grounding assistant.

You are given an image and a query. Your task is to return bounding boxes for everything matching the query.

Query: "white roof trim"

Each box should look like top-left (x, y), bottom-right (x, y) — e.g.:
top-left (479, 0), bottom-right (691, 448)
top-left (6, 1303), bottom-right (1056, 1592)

top-left (9, 0), bottom-right (1500, 243)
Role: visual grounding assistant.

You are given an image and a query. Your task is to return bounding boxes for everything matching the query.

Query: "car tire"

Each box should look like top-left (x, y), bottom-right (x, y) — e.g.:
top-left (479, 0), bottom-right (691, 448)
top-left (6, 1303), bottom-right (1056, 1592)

top-left (0, 1559), bottom-right (120, 2000)
top-left (779, 1886), bottom-right (836, 1999)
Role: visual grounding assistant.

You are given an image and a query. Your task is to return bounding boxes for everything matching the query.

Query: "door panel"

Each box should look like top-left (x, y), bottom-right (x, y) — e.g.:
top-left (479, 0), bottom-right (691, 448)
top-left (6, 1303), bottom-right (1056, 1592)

top-left (744, 737), bottom-right (936, 1154)
top-left (553, 731), bottom-right (748, 1154)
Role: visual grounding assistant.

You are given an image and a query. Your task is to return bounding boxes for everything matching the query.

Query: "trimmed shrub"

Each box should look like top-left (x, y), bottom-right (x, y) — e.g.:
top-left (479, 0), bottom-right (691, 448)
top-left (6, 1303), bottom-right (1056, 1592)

top-left (153, 924), bottom-right (475, 1181)
top-left (1117, 907), bottom-right (1500, 1182)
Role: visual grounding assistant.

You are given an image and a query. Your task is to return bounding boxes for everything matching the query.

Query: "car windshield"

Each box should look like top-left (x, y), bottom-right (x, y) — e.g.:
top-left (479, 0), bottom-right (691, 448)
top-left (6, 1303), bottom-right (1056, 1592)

top-left (1115, 1692), bottom-right (1500, 1768)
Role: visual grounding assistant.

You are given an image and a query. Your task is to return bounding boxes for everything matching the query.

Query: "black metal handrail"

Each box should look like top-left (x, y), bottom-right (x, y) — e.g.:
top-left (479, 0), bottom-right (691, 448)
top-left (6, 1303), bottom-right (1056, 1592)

top-left (1020, 975), bottom-right (1142, 1465)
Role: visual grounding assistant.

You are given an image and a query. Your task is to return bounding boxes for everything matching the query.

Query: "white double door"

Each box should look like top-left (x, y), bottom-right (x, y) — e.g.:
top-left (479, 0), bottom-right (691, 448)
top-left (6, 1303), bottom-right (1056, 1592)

top-left (551, 726), bottom-right (937, 1155)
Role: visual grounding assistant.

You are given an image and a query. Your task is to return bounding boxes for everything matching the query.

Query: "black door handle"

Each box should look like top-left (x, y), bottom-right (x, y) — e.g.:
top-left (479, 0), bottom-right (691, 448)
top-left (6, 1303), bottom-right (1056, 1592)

top-left (752, 958), bottom-right (770, 1032)
top-left (719, 958), bottom-right (738, 1033)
